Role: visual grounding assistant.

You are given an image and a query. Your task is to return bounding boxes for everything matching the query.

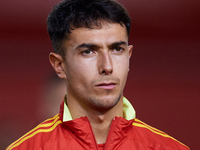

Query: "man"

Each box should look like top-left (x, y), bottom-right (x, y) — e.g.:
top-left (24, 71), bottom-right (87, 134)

top-left (7, 0), bottom-right (189, 149)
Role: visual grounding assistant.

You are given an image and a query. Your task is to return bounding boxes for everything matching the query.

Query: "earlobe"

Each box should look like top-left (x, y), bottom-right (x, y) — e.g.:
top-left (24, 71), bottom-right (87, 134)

top-left (49, 52), bottom-right (66, 79)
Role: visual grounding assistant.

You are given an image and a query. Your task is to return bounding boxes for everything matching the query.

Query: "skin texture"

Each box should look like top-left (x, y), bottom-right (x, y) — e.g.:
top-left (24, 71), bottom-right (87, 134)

top-left (49, 23), bottom-right (132, 143)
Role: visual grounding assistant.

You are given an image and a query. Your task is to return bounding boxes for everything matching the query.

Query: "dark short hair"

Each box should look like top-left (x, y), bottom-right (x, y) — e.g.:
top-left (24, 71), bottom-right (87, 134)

top-left (47, 0), bottom-right (131, 58)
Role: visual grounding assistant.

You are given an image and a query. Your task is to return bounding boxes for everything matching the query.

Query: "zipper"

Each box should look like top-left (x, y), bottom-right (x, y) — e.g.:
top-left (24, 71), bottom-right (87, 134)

top-left (103, 117), bottom-right (117, 150)
top-left (86, 117), bottom-right (99, 150)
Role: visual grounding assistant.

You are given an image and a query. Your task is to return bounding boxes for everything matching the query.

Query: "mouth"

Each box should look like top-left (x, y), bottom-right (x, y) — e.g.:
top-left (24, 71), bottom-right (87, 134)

top-left (96, 82), bottom-right (117, 90)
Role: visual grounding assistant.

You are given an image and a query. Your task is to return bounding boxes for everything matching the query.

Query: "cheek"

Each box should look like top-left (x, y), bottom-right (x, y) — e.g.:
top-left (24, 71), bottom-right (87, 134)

top-left (115, 56), bottom-right (130, 71)
top-left (114, 57), bottom-right (130, 82)
top-left (66, 60), bottom-right (96, 83)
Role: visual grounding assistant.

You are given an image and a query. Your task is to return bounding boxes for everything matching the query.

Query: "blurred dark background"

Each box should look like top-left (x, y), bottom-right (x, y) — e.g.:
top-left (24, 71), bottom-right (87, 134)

top-left (1, 0), bottom-right (199, 149)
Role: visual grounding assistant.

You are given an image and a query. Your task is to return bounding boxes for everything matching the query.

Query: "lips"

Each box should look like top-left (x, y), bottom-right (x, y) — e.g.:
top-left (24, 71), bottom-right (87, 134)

top-left (96, 82), bottom-right (117, 90)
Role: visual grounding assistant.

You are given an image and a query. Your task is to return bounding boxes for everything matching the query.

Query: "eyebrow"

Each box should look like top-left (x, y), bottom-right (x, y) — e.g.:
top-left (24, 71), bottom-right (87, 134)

top-left (75, 41), bottom-right (128, 50)
top-left (110, 41), bottom-right (128, 47)
top-left (75, 43), bottom-right (98, 50)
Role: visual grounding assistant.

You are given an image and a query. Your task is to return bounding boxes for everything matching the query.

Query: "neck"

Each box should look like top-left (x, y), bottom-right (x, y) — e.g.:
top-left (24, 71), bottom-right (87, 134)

top-left (89, 116), bottom-right (112, 144)
top-left (87, 102), bottom-right (123, 144)
top-left (67, 95), bottom-right (124, 144)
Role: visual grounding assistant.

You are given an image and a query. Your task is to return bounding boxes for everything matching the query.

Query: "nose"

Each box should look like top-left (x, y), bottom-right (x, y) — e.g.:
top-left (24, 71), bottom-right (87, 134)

top-left (98, 51), bottom-right (113, 75)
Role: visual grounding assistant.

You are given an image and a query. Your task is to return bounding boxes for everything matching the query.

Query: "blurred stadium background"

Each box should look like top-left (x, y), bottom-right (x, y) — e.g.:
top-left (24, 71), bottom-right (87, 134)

top-left (0, 0), bottom-right (199, 149)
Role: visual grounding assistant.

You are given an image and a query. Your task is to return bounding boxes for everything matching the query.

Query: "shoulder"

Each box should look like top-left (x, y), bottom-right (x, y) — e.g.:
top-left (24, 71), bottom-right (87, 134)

top-left (130, 118), bottom-right (190, 150)
top-left (6, 114), bottom-right (63, 150)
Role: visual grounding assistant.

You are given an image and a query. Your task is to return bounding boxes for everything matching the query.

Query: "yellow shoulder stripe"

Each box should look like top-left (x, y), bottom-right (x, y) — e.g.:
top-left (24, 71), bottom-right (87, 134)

top-left (6, 114), bottom-right (62, 150)
top-left (132, 119), bottom-right (187, 147)
top-left (134, 118), bottom-right (166, 134)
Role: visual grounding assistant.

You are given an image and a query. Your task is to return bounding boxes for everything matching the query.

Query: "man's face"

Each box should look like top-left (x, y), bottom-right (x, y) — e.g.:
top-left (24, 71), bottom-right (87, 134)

top-left (63, 23), bottom-right (132, 112)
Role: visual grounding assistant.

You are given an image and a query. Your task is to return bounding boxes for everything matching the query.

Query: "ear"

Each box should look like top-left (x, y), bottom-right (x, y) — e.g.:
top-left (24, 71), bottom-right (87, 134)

top-left (128, 45), bottom-right (133, 58)
top-left (127, 45), bottom-right (133, 72)
top-left (49, 52), bottom-right (66, 79)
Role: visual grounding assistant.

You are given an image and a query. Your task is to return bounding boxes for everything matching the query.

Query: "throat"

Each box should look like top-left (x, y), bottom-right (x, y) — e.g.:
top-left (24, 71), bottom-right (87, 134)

top-left (90, 120), bottom-right (111, 144)
top-left (86, 113), bottom-right (111, 144)
top-left (85, 103), bottom-right (123, 144)
top-left (96, 114), bottom-right (107, 122)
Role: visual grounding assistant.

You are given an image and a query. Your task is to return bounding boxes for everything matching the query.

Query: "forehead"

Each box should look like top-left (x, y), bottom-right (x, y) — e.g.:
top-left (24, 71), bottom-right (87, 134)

top-left (64, 23), bottom-right (128, 48)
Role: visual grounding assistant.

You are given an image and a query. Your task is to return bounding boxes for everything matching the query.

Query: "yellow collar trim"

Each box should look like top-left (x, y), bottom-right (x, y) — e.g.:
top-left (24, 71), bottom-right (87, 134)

top-left (63, 96), bottom-right (136, 122)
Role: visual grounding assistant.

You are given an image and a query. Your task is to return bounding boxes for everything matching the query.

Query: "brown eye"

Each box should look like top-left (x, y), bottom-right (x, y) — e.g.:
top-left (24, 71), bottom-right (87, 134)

top-left (115, 47), bottom-right (123, 51)
top-left (81, 49), bottom-right (96, 57)
top-left (112, 47), bottom-right (124, 53)
top-left (82, 49), bottom-right (92, 55)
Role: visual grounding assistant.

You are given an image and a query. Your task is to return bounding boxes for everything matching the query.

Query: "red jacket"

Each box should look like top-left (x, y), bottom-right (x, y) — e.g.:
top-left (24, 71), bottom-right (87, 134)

top-left (7, 98), bottom-right (189, 150)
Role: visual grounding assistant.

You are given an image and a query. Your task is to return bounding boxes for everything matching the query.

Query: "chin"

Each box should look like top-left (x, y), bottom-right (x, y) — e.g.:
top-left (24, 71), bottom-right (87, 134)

top-left (90, 94), bottom-right (122, 111)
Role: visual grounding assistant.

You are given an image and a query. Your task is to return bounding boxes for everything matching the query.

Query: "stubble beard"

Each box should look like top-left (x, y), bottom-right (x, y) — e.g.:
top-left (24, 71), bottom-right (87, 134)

top-left (84, 92), bottom-right (123, 113)
top-left (67, 75), bottom-right (125, 113)
top-left (87, 76), bottom-right (123, 111)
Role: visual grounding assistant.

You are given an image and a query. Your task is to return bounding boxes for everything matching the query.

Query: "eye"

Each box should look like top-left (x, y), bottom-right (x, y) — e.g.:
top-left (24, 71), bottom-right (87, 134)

top-left (115, 47), bottom-right (123, 51)
top-left (112, 46), bottom-right (124, 53)
top-left (81, 49), bottom-right (94, 56)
